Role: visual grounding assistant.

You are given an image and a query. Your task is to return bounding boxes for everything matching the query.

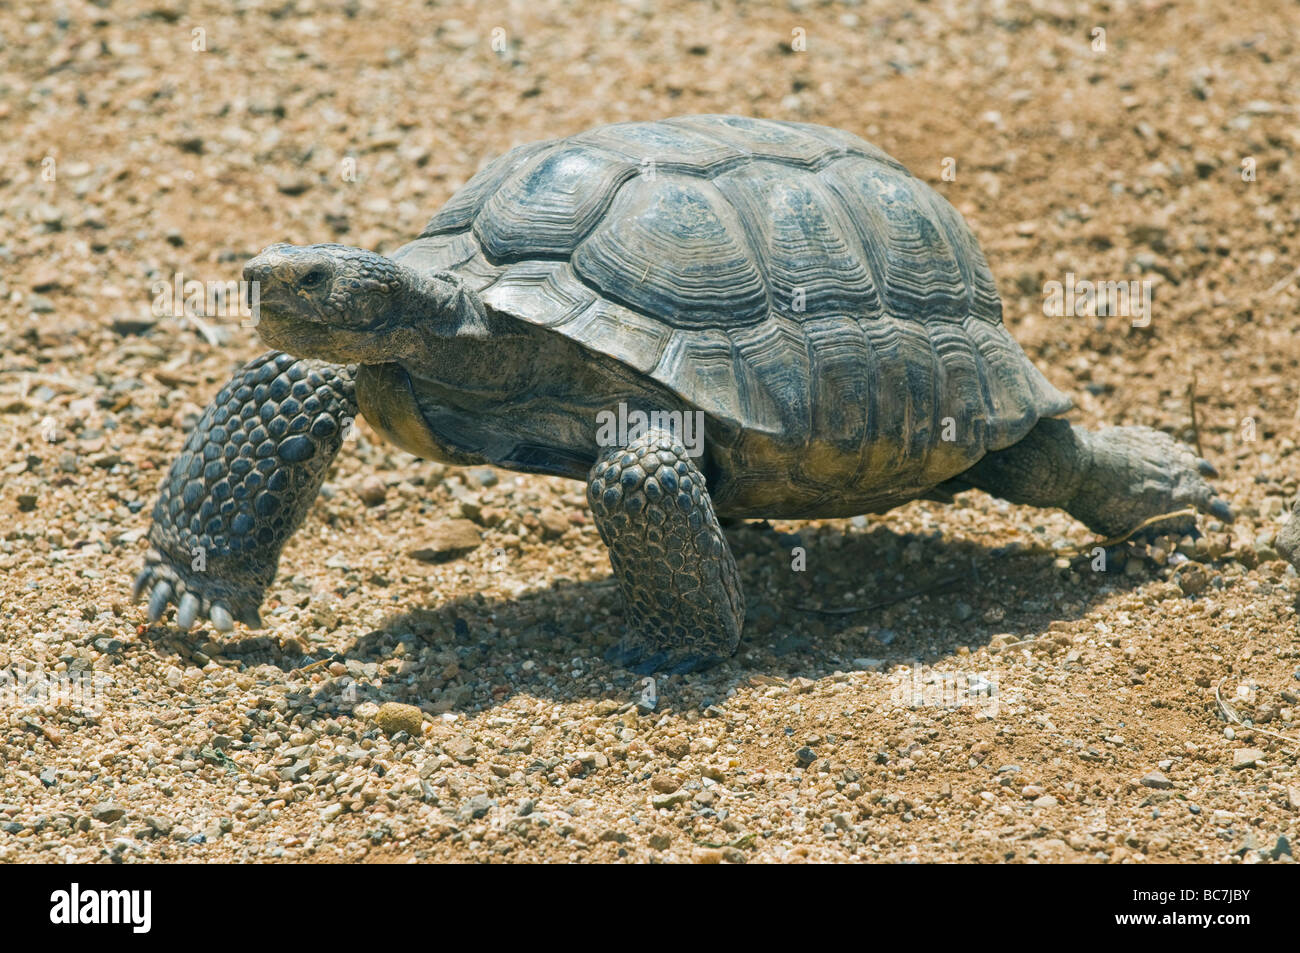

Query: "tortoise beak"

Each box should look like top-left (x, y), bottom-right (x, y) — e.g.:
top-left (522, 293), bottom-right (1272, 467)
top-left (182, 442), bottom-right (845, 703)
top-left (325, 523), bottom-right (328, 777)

top-left (243, 245), bottom-right (312, 321)
top-left (242, 243), bottom-right (295, 285)
top-left (242, 259), bottom-right (269, 285)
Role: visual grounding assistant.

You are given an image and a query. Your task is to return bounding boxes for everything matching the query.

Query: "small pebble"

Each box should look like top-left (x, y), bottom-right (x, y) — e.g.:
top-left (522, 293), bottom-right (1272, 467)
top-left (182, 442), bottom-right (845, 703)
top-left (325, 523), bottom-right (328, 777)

top-left (91, 803), bottom-right (126, 823)
top-left (357, 476), bottom-right (387, 506)
top-left (1140, 770), bottom-right (1173, 790)
top-left (374, 702), bottom-right (424, 737)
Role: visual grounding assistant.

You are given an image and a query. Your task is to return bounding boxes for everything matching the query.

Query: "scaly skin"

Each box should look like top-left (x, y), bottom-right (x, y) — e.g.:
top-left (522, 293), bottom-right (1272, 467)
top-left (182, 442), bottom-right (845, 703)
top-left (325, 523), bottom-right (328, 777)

top-left (134, 352), bottom-right (356, 631)
top-left (947, 418), bottom-right (1232, 538)
top-left (588, 429), bottom-right (744, 674)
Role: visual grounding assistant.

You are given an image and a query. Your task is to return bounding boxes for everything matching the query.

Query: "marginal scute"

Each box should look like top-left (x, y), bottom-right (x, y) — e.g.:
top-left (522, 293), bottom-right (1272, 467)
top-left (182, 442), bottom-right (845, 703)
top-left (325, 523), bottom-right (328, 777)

top-left (651, 328), bottom-right (751, 428)
top-left (480, 260), bottom-right (595, 328)
top-left (391, 230), bottom-right (478, 275)
top-left (727, 316), bottom-right (812, 438)
top-left (926, 319), bottom-right (991, 445)
top-left (800, 315), bottom-right (871, 454)
top-left (557, 297), bottom-right (673, 374)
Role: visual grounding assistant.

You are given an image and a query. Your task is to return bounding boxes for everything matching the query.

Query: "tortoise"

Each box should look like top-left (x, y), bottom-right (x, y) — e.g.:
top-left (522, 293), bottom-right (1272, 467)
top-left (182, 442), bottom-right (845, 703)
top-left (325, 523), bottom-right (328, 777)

top-left (134, 114), bottom-right (1231, 673)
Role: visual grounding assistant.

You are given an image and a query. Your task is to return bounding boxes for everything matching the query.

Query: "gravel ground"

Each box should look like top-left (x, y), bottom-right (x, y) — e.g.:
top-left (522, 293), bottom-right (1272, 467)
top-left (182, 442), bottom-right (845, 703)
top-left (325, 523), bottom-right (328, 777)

top-left (2, 0), bottom-right (1299, 863)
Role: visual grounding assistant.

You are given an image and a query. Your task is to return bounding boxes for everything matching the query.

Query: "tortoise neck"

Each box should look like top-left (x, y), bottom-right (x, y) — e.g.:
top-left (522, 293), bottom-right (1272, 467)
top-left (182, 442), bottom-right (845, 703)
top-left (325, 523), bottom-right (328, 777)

top-left (378, 268), bottom-right (501, 370)
top-left (401, 270), bottom-right (493, 339)
top-left (392, 271), bottom-right (538, 398)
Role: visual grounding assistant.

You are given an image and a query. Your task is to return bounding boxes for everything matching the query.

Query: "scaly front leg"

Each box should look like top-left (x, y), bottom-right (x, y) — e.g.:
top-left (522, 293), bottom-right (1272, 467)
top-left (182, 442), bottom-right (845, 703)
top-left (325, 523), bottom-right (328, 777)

top-left (588, 429), bottom-right (744, 675)
top-left (134, 351), bottom-right (357, 631)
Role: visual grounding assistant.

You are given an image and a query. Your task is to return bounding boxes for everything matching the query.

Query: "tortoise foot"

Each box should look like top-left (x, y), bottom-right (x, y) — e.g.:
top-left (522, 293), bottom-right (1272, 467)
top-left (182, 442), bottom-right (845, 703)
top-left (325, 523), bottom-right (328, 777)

top-left (1068, 425), bottom-right (1233, 538)
top-left (133, 553), bottom-right (262, 633)
top-left (953, 418), bottom-right (1231, 541)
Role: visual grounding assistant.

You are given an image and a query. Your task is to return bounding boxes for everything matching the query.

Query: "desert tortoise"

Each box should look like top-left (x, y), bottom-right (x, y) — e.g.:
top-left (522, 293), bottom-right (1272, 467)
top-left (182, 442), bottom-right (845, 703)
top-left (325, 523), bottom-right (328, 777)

top-left (135, 115), bottom-right (1231, 673)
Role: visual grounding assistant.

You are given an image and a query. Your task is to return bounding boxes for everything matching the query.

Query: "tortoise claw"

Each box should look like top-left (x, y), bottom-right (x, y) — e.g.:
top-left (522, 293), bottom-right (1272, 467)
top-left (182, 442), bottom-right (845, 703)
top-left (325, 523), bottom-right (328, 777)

top-left (147, 580), bottom-right (173, 622)
top-left (210, 604), bottom-right (234, 633)
top-left (176, 593), bottom-right (200, 631)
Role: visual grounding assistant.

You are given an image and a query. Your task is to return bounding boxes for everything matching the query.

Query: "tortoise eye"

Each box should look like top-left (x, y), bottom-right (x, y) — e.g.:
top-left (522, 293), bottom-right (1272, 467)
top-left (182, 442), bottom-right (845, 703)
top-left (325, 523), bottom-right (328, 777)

top-left (298, 269), bottom-right (327, 289)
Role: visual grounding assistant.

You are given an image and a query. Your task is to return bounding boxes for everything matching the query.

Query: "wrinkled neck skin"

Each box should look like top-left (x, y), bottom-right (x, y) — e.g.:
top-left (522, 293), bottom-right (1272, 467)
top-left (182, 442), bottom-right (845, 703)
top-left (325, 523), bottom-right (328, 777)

top-left (392, 272), bottom-right (536, 400)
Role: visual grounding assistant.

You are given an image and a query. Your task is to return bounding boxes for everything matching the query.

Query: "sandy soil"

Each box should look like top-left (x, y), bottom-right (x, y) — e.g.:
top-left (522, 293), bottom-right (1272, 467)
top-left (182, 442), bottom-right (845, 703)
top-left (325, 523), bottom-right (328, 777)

top-left (1, 0), bottom-right (1298, 863)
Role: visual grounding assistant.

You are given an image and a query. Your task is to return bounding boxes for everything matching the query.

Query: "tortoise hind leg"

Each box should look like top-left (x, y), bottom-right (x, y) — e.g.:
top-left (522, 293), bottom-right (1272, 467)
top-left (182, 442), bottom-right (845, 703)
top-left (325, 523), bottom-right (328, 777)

top-left (588, 429), bottom-right (744, 675)
top-left (944, 417), bottom-right (1232, 537)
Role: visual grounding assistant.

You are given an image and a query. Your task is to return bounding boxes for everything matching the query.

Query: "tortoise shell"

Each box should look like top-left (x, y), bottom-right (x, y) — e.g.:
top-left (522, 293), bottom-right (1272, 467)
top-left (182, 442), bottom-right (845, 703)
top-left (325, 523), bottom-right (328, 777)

top-left (390, 115), bottom-right (1070, 515)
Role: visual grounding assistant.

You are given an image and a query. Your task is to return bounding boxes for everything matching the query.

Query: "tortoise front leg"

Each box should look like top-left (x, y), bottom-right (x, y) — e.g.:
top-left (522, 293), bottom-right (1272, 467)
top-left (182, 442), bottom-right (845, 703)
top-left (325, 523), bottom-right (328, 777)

top-left (587, 429), bottom-right (744, 675)
top-left (134, 351), bottom-right (357, 632)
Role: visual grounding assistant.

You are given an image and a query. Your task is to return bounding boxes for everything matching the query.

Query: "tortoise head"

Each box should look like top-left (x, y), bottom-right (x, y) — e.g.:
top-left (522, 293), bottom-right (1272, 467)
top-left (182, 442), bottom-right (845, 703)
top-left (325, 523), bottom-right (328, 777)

top-left (243, 243), bottom-right (417, 363)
